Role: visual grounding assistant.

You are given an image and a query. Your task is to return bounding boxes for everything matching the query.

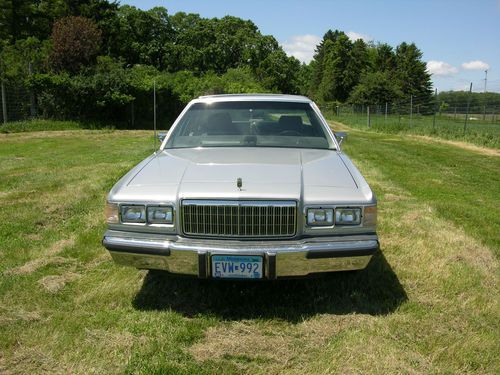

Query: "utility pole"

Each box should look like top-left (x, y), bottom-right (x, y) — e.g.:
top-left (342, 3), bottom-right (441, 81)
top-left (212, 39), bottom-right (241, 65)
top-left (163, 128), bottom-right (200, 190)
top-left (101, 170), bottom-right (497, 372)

top-left (1, 81), bottom-right (7, 124)
top-left (464, 82), bottom-right (472, 135)
top-left (409, 95), bottom-right (413, 127)
top-left (432, 88), bottom-right (437, 131)
top-left (29, 62), bottom-right (37, 118)
top-left (483, 69), bottom-right (488, 121)
top-left (484, 69), bottom-right (488, 93)
top-left (153, 80), bottom-right (157, 151)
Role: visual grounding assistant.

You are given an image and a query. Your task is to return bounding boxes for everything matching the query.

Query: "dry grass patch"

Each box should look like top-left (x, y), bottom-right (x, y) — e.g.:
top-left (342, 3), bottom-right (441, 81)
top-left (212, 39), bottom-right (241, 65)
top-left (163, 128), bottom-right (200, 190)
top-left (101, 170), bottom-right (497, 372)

top-left (410, 135), bottom-right (500, 157)
top-left (38, 272), bottom-right (81, 293)
top-left (6, 256), bottom-right (74, 276)
top-left (3, 347), bottom-right (69, 375)
top-left (0, 307), bottom-right (42, 324)
top-left (190, 315), bottom-right (375, 373)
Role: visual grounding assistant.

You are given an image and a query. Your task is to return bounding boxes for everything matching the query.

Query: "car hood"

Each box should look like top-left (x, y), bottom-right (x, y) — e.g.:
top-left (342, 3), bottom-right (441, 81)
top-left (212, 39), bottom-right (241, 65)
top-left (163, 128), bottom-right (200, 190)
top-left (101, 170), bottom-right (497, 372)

top-left (112, 147), bottom-right (369, 203)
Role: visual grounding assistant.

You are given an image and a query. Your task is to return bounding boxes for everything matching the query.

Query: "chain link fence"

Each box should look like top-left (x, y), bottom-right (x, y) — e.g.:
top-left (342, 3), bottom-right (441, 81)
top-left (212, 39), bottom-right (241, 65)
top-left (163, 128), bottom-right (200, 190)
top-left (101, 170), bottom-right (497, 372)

top-left (0, 80), bottom-right (182, 130)
top-left (320, 94), bottom-right (500, 148)
top-left (0, 81), bottom-right (35, 123)
top-left (2, 80), bottom-right (500, 147)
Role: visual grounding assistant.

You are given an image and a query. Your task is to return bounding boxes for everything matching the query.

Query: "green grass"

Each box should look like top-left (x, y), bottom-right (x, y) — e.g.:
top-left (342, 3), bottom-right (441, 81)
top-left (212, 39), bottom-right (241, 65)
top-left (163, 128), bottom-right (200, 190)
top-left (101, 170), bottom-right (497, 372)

top-left (0, 119), bottom-right (116, 133)
top-left (326, 112), bottom-right (500, 149)
top-left (0, 123), bottom-right (498, 374)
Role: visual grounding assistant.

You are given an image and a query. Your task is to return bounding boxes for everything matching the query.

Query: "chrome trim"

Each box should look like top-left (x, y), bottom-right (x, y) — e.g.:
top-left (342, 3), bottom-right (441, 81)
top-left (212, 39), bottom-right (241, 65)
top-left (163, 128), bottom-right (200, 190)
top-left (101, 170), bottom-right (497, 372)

top-left (103, 236), bottom-right (378, 255)
top-left (103, 231), bottom-right (378, 277)
top-left (181, 200), bottom-right (297, 238)
top-left (182, 200), bottom-right (297, 207)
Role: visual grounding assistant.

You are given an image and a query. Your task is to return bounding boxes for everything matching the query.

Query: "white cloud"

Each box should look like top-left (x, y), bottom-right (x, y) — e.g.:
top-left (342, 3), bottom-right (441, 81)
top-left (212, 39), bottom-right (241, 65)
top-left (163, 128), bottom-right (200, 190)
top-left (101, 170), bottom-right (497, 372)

top-left (281, 34), bottom-right (321, 63)
top-left (461, 60), bottom-right (490, 70)
top-left (346, 31), bottom-right (373, 42)
top-left (427, 60), bottom-right (459, 76)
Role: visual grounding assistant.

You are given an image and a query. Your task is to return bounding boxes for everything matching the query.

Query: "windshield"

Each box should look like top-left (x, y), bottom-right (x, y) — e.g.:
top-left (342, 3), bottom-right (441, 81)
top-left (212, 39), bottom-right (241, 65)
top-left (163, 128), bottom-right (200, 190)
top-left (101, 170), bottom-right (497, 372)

top-left (165, 101), bottom-right (334, 150)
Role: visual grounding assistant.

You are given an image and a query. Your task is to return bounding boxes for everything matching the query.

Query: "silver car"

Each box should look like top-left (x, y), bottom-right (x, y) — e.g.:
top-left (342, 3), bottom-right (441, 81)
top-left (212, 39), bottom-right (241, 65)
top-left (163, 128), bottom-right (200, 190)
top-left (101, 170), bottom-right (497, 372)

top-left (103, 94), bottom-right (378, 279)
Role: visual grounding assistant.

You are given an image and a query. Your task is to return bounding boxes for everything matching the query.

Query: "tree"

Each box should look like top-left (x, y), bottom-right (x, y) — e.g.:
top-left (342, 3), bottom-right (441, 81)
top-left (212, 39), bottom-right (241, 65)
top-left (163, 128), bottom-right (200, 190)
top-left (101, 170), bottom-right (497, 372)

top-left (255, 50), bottom-right (301, 94)
top-left (394, 42), bottom-right (433, 100)
top-left (343, 39), bottom-right (369, 91)
top-left (0, 37), bottom-right (49, 80)
top-left (348, 71), bottom-right (403, 105)
top-left (317, 34), bottom-right (353, 102)
top-left (110, 5), bottom-right (173, 69)
top-left (0, 0), bottom-right (34, 42)
top-left (309, 29), bottom-right (345, 98)
top-left (374, 43), bottom-right (396, 72)
top-left (50, 16), bottom-right (102, 74)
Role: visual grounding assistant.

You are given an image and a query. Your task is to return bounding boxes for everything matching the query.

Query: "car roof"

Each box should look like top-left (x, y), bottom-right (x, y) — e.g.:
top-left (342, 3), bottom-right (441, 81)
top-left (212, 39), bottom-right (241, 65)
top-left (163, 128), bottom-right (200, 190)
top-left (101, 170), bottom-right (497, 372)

top-left (194, 93), bottom-right (312, 103)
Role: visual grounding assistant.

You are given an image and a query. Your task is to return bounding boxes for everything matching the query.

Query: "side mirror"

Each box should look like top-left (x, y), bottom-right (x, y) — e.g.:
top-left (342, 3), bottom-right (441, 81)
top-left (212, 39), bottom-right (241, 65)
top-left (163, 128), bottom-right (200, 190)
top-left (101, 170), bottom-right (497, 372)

top-left (158, 132), bottom-right (167, 143)
top-left (335, 132), bottom-right (347, 145)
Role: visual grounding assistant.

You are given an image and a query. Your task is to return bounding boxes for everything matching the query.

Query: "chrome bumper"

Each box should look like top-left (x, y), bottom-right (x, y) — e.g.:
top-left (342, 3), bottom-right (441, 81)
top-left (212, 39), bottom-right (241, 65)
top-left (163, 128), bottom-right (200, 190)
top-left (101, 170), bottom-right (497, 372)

top-left (102, 230), bottom-right (379, 279)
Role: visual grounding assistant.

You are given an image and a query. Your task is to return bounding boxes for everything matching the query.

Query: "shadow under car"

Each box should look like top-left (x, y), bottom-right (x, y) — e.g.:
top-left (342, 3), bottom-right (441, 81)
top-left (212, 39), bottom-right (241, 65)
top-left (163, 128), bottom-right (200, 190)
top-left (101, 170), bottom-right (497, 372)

top-left (132, 249), bottom-right (406, 322)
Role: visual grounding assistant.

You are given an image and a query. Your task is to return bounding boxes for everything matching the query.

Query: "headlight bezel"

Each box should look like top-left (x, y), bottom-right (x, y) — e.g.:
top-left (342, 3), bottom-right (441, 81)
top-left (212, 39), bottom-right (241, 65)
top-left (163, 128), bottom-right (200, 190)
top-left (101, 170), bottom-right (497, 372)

top-left (120, 204), bottom-right (147, 224)
top-left (146, 205), bottom-right (174, 225)
top-left (306, 208), bottom-right (334, 227)
top-left (305, 205), bottom-right (376, 228)
top-left (107, 202), bottom-right (175, 226)
top-left (334, 207), bottom-right (362, 226)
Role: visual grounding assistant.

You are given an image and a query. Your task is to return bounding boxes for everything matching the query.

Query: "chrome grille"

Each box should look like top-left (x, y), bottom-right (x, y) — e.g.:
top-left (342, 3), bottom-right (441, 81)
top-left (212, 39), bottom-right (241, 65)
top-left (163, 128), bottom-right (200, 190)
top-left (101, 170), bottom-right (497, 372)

top-left (182, 200), bottom-right (297, 237)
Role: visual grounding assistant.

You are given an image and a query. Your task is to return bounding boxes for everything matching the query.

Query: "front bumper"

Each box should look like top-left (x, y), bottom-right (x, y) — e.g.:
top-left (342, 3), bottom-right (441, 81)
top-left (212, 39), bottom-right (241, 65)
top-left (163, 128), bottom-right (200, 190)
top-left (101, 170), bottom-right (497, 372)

top-left (102, 230), bottom-right (379, 279)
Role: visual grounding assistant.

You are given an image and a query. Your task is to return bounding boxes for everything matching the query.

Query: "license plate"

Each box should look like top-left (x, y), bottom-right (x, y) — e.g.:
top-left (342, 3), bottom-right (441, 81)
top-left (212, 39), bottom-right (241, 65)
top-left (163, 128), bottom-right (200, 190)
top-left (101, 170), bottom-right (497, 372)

top-left (211, 255), bottom-right (263, 279)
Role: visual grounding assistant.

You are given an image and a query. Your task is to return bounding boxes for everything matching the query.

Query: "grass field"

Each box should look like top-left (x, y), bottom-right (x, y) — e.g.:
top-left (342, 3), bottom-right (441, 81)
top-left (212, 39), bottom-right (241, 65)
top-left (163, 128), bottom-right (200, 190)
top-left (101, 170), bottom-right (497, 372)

top-left (324, 111), bottom-right (500, 149)
top-left (0, 123), bottom-right (499, 374)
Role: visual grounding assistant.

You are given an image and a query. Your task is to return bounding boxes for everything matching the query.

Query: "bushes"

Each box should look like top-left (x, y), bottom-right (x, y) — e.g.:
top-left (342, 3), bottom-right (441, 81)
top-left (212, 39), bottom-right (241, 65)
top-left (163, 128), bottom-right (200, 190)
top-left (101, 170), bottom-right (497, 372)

top-left (50, 17), bottom-right (102, 74)
top-left (26, 58), bottom-right (269, 128)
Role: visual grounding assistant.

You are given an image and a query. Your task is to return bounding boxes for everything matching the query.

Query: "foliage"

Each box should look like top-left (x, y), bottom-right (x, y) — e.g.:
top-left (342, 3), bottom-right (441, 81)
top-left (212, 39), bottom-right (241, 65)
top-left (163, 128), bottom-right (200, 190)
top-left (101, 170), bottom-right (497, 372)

top-left (0, 37), bottom-right (50, 79)
top-left (394, 42), bottom-right (433, 100)
top-left (309, 30), bottom-right (434, 107)
top-left (1, 2), bottom-right (437, 127)
top-left (50, 16), bottom-right (102, 73)
top-left (348, 71), bottom-right (403, 105)
top-left (437, 91), bottom-right (500, 112)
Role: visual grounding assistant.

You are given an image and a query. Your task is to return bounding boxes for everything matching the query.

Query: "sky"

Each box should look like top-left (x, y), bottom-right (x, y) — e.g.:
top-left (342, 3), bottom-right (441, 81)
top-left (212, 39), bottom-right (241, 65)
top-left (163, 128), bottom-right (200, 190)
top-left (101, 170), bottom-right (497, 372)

top-left (120, 0), bottom-right (500, 92)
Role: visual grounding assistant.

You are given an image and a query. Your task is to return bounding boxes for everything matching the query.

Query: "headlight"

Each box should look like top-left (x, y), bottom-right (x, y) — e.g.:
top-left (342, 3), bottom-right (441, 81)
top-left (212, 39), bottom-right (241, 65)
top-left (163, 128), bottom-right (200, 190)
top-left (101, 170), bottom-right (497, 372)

top-left (121, 205), bottom-right (146, 223)
top-left (307, 208), bottom-right (334, 226)
top-left (147, 206), bottom-right (173, 224)
top-left (105, 202), bottom-right (119, 224)
top-left (335, 208), bottom-right (361, 225)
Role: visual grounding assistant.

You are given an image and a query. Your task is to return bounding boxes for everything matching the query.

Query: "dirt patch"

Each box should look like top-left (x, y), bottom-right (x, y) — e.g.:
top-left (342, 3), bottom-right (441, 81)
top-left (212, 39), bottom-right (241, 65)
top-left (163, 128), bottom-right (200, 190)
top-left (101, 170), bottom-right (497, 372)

top-left (38, 272), bottom-right (81, 293)
top-left (410, 135), bottom-right (499, 156)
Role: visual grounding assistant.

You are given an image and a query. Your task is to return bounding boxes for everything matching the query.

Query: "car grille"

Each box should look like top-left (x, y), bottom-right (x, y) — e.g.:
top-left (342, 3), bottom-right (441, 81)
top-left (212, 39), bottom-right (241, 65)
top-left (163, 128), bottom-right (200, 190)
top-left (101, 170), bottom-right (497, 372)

top-left (181, 200), bottom-right (297, 238)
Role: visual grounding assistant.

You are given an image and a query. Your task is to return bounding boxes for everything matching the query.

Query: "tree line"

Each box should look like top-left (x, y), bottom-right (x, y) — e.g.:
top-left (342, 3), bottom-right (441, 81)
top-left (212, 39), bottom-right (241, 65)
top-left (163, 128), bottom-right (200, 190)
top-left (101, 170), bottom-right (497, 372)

top-left (0, 0), bottom-right (442, 126)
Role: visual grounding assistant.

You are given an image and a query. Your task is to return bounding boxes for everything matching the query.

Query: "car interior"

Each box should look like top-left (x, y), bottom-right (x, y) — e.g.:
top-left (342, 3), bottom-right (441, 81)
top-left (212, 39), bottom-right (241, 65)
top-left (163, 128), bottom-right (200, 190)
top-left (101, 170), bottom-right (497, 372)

top-left (200, 112), bottom-right (320, 137)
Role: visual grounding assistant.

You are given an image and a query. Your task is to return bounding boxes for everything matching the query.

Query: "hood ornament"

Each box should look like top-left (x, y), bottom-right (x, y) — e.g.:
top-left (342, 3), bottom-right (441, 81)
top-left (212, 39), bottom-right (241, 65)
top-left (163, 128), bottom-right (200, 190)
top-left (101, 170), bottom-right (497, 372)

top-left (237, 178), bottom-right (242, 191)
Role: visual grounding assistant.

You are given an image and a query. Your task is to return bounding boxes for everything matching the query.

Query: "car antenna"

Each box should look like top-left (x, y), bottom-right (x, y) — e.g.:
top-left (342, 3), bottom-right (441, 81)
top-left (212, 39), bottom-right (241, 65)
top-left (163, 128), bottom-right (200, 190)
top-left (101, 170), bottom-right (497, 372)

top-left (153, 79), bottom-right (157, 153)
